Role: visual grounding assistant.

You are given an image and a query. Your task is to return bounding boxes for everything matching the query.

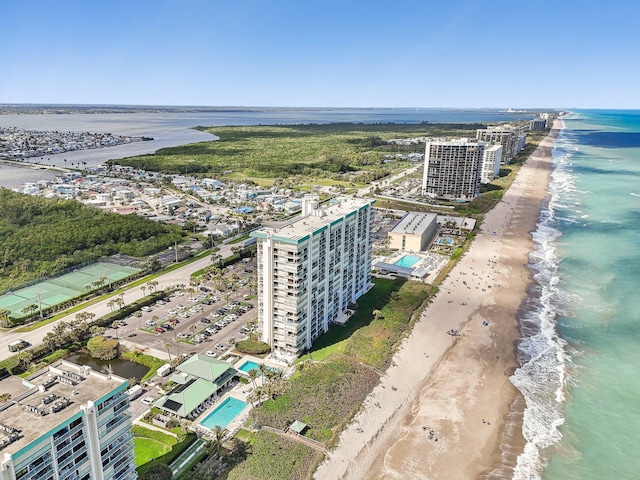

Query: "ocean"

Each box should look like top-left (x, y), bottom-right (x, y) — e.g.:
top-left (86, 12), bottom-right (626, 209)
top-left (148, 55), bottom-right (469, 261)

top-left (511, 110), bottom-right (640, 479)
top-left (0, 107), bottom-right (534, 186)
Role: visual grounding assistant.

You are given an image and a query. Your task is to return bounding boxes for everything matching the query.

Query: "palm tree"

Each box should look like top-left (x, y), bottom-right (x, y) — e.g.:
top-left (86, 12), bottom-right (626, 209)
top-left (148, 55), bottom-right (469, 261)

top-left (246, 390), bottom-right (259, 408)
top-left (189, 324), bottom-right (197, 338)
top-left (21, 303), bottom-right (38, 320)
top-left (111, 321), bottom-right (120, 339)
top-left (0, 309), bottom-right (12, 328)
top-left (16, 350), bottom-right (33, 371)
top-left (212, 426), bottom-right (224, 457)
top-left (164, 343), bottom-right (172, 362)
top-left (247, 368), bottom-right (259, 391)
top-left (107, 299), bottom-right (117, 312)
top-left (140, 285), bottom-right (147, 297)
top-left (172, 337), bottom-right (181, 357)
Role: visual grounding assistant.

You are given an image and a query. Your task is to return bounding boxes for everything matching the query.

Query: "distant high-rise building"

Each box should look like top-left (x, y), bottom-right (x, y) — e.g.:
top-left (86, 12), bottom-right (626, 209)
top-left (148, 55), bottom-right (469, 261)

top-left (0, 360), bottom-right (136, 480)
top-left (530, 118), bottom-right (547, 131)
top-left (251, 196), bottom-right (375, 357)
top-left (422, 139), bottom-right (485, 201)
top-left (476, 125), bottom-right (526, 164)
top-left (480, 144), bottom-right (503, 184)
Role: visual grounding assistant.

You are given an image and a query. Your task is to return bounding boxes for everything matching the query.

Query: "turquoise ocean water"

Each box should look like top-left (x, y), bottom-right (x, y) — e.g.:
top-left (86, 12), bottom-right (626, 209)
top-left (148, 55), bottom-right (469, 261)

top-left (511, 110), bottom-right (640, 479)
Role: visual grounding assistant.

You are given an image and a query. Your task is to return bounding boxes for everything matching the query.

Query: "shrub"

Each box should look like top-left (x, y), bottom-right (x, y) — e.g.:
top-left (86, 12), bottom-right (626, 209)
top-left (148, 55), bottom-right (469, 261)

top-left (86, 336), bottom-right (119, 360)
top-left (140, 464), bottom-right (172, 480)
top-left (236, 339), bottom-right (270, 355)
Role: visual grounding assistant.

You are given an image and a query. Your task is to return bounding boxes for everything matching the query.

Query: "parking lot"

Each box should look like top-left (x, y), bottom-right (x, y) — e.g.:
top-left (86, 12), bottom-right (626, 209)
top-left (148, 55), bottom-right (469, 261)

top-left (105, 258), bottom-right (258, 360)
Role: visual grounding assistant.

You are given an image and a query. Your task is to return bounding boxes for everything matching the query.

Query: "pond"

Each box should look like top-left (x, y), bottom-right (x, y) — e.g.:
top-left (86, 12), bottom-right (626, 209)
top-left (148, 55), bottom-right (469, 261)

top-left (65, 352), bottom-right (150, 381)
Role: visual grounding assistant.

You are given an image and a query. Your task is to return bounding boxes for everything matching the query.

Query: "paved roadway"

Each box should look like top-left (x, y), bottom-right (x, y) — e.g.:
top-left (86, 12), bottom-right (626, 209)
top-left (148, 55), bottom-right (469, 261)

top-left (0, 243), bottom-right (238, 362)
top-left (356, 164), bottom-right (421, 197)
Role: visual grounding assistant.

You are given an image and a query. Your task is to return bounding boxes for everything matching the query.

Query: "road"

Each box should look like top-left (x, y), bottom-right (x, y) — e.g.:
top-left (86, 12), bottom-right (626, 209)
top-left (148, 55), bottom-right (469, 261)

top-left (356, 164), bottom-right (421, 197)
top-left (0, 243), bottom-right (237, 362)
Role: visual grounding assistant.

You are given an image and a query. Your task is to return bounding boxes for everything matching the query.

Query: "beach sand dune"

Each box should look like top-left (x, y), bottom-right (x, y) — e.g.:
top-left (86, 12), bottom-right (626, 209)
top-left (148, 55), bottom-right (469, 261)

top-left (315, 121), bottom-right (560, 480)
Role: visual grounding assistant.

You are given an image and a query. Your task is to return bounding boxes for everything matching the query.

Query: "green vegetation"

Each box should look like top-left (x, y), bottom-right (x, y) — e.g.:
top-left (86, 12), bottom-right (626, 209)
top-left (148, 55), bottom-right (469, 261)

top-left (86, 335), bottom-right (119, 360)
top-left (135, 425), bottom-right (195, 478)
top-left (226, 278), bottom-right (432, 479)
top-left (139, 464), bottom-right (173, 480)
top-left (114, 123), bottom-right (484, 183)
top-left (228, 233), bottom-right (251, 244)
top-left (0, 189), bottom-right (184, 292)
top-left (122, 350), bottom-right (167, 382)
top-left (235, 339), bottom-right (270, 355)
top-left (305, 277), bottom-right (401, 362)
top-left (227, 431), bottom-right (320, 480)
top-left (133, 426), bottom-right (177, 467)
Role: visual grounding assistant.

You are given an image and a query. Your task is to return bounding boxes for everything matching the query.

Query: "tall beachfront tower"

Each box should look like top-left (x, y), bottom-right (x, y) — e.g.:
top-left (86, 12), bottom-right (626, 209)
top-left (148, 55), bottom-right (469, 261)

top-left (475, 125), bottom-right (526, 164)
top-left (480, 144), bottom-right (503, 184)
top-left (0, 360), bottom-right (136, 480)
top-left (422, 139), bottom-right (485, 201)
top-left (251, 196), bottom-right (375, 357)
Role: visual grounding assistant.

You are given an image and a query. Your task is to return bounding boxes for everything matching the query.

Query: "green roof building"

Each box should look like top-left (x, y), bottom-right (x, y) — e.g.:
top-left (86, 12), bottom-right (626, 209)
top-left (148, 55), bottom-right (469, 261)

top-left (154, 354), bottom-right (238, 419)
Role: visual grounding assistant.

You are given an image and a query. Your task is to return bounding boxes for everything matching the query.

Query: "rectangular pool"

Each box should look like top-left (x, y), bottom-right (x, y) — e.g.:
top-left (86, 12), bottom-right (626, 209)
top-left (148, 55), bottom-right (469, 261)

top-left (395, 255), bottom-right (421, 268)
top-left (238, 360), bottom-right (261, 374)
top-left (199, 397), bottom-right (248, 430)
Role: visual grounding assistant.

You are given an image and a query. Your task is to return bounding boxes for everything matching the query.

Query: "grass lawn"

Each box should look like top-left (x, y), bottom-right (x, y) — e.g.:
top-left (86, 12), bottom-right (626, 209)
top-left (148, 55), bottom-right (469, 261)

top-left (133, 438), bottom-right (172, 467)
top-left (133, 426), bottom-right (177, 467)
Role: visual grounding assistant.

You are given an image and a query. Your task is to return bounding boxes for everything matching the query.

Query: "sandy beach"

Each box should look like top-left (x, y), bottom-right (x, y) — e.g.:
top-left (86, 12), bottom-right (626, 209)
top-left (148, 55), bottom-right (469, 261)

top-left (314, 120), bottom-right (561, 480)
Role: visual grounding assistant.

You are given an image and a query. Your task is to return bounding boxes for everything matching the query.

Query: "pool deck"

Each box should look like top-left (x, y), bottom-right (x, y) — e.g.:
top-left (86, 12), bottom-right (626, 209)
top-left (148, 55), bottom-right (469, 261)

top-left (193, 354), bottom-right (289, 436)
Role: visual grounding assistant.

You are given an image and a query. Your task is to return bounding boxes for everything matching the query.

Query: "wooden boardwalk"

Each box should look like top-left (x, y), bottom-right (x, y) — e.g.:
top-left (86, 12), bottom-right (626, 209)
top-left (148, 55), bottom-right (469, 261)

top-left (260, 426), bottom-right (328, 453)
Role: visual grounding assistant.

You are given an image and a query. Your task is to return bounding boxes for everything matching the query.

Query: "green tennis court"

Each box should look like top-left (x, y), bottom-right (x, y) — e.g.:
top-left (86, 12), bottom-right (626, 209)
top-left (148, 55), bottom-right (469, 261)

top-left (0, 262), bottom-right (140, 318)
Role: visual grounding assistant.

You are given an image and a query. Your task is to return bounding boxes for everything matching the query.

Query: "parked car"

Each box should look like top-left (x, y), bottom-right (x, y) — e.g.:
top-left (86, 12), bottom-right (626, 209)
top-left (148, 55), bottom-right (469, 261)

top-left (200, 317), bottom-right (211, 324)
top-left (168, 310), bottom-right (178, 315)
top-left (178, 312), bottom-right (190, 318)
top-left (205, 351), bottom-right (217, 357)
top-left (141, 306), bottom-right (151, 312)
top-left (141, 397), bottom-right (155, 405)
top-left (145, 320), bottom-right (156, 326)
top-left (155, 327), bottom-right (165, 333)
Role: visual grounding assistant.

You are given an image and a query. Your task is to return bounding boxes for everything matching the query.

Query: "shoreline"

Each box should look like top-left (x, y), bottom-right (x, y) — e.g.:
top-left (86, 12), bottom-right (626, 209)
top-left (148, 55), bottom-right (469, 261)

top-left (314, 121), bottom-right (561, 479)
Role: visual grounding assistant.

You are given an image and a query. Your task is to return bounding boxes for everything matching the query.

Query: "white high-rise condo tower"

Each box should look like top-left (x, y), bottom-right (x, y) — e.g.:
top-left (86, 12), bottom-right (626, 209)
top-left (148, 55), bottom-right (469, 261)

top-left (251, 196), bottom-right (375, 357)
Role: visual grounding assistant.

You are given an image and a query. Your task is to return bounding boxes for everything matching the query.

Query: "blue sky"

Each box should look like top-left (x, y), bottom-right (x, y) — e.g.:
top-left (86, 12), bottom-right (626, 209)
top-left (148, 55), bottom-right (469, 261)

top-left (1, 0), bottom-right (638, 108)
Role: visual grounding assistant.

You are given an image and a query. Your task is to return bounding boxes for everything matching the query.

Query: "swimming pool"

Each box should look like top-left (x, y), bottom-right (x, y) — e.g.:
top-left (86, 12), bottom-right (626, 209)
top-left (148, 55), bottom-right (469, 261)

top-left (238, 360), bottom-right (261, 374)
top-left (199, 397), bottom-right (248, 429)
top-left (395, 255), bottom-right (421, 268)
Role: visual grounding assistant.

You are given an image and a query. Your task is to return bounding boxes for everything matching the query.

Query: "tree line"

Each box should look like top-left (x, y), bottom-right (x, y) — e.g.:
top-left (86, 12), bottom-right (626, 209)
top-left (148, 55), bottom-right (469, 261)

top-left (0, 189), bottom-right (185, 291)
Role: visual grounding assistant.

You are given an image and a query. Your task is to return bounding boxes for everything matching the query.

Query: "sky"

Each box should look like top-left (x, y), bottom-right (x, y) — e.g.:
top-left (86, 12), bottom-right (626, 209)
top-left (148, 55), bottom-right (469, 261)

top-left (1, 0), bottom-right (639, 109)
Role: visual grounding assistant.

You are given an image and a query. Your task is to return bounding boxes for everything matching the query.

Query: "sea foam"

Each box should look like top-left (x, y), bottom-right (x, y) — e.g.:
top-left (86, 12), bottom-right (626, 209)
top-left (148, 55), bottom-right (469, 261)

top-left (510, 128), bottom-right (576, 479)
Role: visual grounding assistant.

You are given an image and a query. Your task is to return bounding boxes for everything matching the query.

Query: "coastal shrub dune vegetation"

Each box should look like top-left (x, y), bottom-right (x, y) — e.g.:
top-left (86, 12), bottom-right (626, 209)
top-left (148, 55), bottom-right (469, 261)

top-left (0, 189), bottom-right (184, 291)
top-left (227, 278), bottom-right (432, 480)
top-left (114, 123), bottom-right (484, 181)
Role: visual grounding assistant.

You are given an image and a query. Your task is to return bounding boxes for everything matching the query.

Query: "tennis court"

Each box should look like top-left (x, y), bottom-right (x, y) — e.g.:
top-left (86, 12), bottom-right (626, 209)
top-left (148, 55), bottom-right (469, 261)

top-left (0, 262), bottom-right (140, 318)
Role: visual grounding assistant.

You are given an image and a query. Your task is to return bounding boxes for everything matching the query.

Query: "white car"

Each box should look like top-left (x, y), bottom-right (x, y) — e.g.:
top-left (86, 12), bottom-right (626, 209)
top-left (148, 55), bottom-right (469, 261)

top-left (178, 312), bottom-right (190, 318)
top-left (141, 397), bottom-right (155, 405)
top-left (205, 351), bottom-right (217, 358)
top-left (145, 320), bottom-right (156, 326)
top-left (168, 310), bottom-right (178, 315)
top-left (141, 306), bottom-right (151, 312)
